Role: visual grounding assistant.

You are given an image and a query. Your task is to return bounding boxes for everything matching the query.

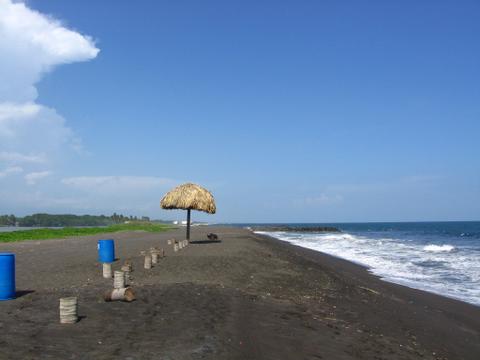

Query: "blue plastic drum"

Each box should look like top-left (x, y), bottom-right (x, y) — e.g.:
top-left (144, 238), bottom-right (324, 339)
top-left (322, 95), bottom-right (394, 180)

top-left (0, 253), bottom-right (16, 300)
top-left (97, 239), bottom-right (115, 263)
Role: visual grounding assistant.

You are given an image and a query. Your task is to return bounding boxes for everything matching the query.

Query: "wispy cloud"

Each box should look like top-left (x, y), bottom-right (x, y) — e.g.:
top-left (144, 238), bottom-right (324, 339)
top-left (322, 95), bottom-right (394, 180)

top-left (326, 175), bottom-right (443, 194)
top-left (62, 176), bottom-right (176, 194)
top-left (0, 166), bottom-right (23, 178)
top-left (304, 193), bottom-right (344, 205)
top-left (0, 151), bottom-right (46, 164)
top-left (25, 171), bottom-right (51, 185)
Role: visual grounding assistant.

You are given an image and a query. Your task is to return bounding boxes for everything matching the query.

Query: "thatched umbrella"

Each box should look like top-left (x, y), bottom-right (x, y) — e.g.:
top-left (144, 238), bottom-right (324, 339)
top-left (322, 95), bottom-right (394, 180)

top-left (160, 183), bottom-right (216, 240)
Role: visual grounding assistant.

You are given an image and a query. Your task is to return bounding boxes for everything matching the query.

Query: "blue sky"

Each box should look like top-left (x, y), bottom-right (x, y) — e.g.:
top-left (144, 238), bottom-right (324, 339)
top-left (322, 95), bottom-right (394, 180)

top-left (0, 0), bottom-right (479, 222)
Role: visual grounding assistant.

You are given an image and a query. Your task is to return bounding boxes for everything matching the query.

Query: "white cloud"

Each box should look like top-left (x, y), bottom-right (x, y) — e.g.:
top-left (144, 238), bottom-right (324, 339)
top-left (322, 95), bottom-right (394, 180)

top-left (0, 151), bottom-right (46, 164)
top-left (0, 102), bottom-right (76, 154)
top-left (0, 166), bottom-right (23, 178)
top-left (0, 0), bottom-right (99, 169)
top-left (304, 193), bottom-right (343, 205)
top-left (25, 170), bottom-right (51, 185)
top-left (0, 0), bottom-right (99, 102)
top-left (62, 176), bottom-right (176, 194)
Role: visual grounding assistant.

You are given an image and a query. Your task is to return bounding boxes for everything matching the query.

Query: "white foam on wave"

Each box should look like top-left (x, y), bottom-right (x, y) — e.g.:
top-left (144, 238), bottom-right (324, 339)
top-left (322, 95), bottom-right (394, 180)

top-left (423, 244), bottom-right (455, 252)
top-left (256, 230), bottom-right (480, 306)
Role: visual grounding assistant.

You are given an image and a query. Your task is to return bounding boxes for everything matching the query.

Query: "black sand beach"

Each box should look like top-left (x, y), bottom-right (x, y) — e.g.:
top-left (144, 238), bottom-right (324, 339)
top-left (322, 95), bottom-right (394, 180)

top-left (0, 226), bottom-right (479, 359)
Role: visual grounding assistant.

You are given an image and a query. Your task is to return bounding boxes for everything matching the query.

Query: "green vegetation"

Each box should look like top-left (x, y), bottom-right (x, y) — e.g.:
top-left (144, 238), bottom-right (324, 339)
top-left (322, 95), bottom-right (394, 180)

top-left (0, 214), bottom-right (17, 226)
top-left (0, 222), bottom-right (173, 243)
top-left (0, 213), bottom-right (153, 227)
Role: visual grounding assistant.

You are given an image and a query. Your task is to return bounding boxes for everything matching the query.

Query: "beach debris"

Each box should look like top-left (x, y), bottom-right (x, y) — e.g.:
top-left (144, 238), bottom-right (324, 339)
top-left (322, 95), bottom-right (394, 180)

top-left (104, 288), bottom-right (136, 302)
top-left (160, 183), bottom-right (216, 240)
top-left (144, 254), bottom-right (152, 269)
top-left (102, 263), bottom-right (112, 278)
top-left (174, 244), bottom-right (179, 252)
top-left (121, 262), bottom-right (132, 274)
top-left (59, 297), bottom-right (78, 324)
top-left (207, 233), bottom-right (218, 241)
top-left (167, 239), bottom-right (173, 245)
top-left (113, 270), bottom-right (125, 289)
top-left (150, 247), bottom-right (160, 264)
top-left (122, 273), bottom-right (130, 285)
top-left (358, 286), bottom-right (380, 295)
top-left (121, 262), bottom-right (132, 282)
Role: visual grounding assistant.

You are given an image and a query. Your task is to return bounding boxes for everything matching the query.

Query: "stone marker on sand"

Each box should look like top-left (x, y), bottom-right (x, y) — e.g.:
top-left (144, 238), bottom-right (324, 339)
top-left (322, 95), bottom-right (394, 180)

top-left (102, 263), bottom-right (112, 278)
top-left (144, 255), bottom-right (152, 269)
top-left (121, 262), bottom-right (132, 281)
top-left (114, 271), bottom-right (125, 289)
top-left (59, 297), bottom-right (78, 324)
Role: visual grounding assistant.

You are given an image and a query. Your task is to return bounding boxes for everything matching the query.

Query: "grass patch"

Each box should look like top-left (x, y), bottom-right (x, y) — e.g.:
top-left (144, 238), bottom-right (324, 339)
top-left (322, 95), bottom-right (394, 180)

top-left (0, 222), bottom-right (174, 243)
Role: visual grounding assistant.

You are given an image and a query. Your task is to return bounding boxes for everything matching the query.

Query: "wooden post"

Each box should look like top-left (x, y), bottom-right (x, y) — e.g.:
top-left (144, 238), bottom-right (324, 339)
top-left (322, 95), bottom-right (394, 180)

top-left (186, 209), bottom-right (191, 240)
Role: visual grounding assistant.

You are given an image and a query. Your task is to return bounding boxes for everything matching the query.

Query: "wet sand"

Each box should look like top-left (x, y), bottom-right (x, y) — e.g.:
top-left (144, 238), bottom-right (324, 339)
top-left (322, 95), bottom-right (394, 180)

top-left (0, 226), bottom-right (479, 359)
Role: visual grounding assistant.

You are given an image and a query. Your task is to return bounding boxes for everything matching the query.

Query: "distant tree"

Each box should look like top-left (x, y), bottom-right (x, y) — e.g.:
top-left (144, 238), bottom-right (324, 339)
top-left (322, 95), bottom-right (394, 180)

top-left (17, 213), bottom-right (114, 227)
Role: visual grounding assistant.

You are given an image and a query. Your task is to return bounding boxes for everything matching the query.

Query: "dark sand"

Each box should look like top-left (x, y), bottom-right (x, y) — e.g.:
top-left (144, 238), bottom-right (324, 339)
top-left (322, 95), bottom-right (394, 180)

top-left (0, 226), bottom-right (479, 360)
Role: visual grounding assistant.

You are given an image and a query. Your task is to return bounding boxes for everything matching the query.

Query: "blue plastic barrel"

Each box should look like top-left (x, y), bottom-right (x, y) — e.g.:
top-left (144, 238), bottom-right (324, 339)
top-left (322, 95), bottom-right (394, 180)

top-left (97, 239), bottom-right (115, 263)
top-left (0, 253), bottom-right (16, 300)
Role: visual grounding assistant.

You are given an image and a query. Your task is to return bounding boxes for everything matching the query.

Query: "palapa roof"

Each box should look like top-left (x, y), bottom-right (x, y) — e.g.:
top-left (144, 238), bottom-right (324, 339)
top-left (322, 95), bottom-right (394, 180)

top-left (160, 183), bottom-right (216, 214)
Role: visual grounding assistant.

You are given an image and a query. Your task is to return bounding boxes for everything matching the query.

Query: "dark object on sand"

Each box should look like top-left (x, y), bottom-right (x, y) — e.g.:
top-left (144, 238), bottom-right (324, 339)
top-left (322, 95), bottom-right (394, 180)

top-left (0, 253), bottom-right (15, 300)
top-left (207, 233), bottom-right (218, 241)
top-left (160, 183), bottom-right (216, 240)
top-left (104, 288), bottom-right (136, 302)
top-left (251, 226), bottom-right (341, 233)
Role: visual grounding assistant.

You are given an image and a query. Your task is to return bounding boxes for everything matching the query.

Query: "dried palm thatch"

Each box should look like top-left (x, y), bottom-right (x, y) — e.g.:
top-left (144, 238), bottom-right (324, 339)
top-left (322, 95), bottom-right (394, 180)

top-left (161, 183), bottom-right (216, 214)
top-left (160, 183), bottom-right (216, 240)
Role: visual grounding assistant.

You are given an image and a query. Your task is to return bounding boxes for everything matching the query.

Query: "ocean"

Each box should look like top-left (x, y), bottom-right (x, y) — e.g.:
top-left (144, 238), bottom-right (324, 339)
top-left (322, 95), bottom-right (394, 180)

top-left (251, 222), bottom-right (480, 306)
top-left (0, 226), bottom-right (44, 232)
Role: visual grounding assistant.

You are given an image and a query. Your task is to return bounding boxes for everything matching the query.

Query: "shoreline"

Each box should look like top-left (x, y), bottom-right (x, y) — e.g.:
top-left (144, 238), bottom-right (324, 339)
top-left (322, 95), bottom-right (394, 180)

top-left (253, 229), bottom-right (480, 310)
top-left (254, 230), bottom-right (480, 308)
top-left (0, 226), bottom-right (478, 359)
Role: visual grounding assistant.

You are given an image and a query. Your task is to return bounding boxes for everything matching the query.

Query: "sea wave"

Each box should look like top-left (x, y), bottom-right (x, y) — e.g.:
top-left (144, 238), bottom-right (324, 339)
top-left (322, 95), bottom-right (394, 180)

top-left (256, 230), bottom-right (480, 306)
top-left (423, 244), bottom-right (455, 253)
